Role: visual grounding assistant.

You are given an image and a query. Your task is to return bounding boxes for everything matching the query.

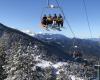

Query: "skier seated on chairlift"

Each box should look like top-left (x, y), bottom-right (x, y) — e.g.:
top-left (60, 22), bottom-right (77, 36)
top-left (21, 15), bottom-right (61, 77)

top-left (47, 14), bottom-right (53, 27)
top-left (52, 14), bottom-right (64, 27)
top-left (57, 14), bottom-right (63, 27)
top-left (41, 14), bottom-right (64, 29)
top-left (41, 14), bottom-right (47, 28)
top-left (52, 14), bottom-right (58, 27)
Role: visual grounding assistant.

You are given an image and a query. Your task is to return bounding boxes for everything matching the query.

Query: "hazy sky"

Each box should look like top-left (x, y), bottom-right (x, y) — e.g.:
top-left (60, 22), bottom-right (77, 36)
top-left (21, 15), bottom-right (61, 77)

top-left (0, 0), bottom-right (100, 38)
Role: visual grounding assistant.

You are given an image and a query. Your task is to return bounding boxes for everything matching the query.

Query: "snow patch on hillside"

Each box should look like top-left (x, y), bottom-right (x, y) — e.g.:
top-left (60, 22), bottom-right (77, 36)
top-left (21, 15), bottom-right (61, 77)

top-left (33, 55), bottom-right (85, 80)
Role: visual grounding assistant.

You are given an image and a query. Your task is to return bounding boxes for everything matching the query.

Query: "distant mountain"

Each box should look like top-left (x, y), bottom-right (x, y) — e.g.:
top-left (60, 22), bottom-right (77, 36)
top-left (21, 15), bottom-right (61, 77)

top-left (0, 23), bottom-right (99, 80)
top-left (88, 38), bottom-right (100, 42)
top-left (35, 33), bottom-right (100, 58)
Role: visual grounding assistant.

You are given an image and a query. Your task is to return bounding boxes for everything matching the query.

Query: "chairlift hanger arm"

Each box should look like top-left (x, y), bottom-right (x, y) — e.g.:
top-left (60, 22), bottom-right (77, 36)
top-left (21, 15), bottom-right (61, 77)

top-left (47, 0), bottom-right (50, 6)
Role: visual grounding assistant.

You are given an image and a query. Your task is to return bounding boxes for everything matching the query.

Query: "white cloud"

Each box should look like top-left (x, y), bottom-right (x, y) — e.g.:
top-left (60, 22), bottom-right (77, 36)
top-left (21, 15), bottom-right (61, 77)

top-left (22, 29), bottom-right (35, 36)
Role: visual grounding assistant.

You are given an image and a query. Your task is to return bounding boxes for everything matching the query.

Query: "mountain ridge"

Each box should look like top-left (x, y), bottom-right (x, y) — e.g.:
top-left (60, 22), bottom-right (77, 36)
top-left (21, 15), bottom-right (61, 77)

top-left (35, 33), bottom-right (100, 57)
top-left (0, 23), bottom-right (99, 80)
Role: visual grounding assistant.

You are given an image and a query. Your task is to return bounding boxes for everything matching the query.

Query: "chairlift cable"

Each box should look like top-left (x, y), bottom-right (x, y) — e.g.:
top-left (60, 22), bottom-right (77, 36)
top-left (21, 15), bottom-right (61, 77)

top-left (40, 7), bottom-right (46, 20)
top-left (82, 0), bottom-right (93, 38)
top-left (47, 0), bottom-right (50, 6)
top-left (55, 0), bottom-right (76, 48)
top-left (40, 0), bottom-right (50, 19)
top-left (55, 0), bottom-right (76, 38)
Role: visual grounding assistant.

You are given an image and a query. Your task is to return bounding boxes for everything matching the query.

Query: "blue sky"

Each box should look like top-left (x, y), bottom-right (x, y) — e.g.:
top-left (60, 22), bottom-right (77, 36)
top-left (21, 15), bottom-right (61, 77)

top-left (0, 0), bottom-right (100, 38)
